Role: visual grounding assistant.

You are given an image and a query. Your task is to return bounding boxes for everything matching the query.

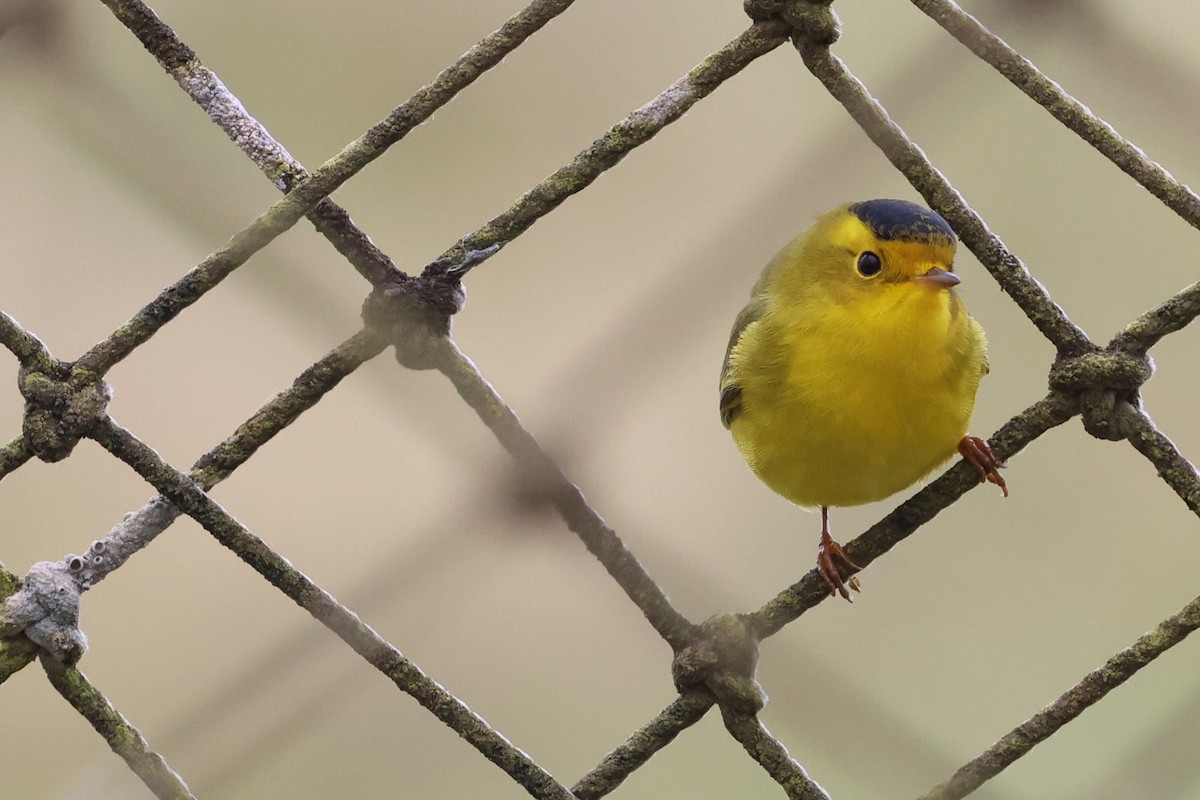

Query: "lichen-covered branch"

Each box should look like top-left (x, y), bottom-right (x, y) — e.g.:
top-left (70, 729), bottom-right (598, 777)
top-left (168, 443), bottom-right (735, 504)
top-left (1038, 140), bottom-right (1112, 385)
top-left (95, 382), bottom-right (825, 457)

top-left (7, 328), bottom-right (389, 617)
top-left (86, 417), bottom-right (576, 800)
top-left (40, 656), bottom-right (197, 800)
top-left (572, 691), bottom-right (714, 799)
top-left (0, 435), bottom-right (32, 481)
top-left (72, 328), bottom-right (388, 589)
top-left (189, 327), bottom-right (389, 487)
top-left (794, 36), bottom-right (1093, 356)
top-left (720, 708), bottom-right (831, 800)
top-left (0, 310), bottom-right (55, 370)
top-left (97, 0), bottom-right (581, 288)
top-left (422, 18), bottom-right (793, 278)
top-left (747, 391), bottom-right (1078, 638)
top-left (0, 627), bottom-right (36, 685)
top-left (75, 0), bottom-right (583, 377)
top-left (911, 0), bottom-right (1200, 232)
top-left (1110, 281), bottom-right (1200, 355)
top-left (0, 562), bottom-right (36, 684)
top-left (1118, 404), bottom-right (1200, 519)
top-left (914, 590), bottom-right (1200, 800)
top-left (430, 337), bottom-right (699, 650)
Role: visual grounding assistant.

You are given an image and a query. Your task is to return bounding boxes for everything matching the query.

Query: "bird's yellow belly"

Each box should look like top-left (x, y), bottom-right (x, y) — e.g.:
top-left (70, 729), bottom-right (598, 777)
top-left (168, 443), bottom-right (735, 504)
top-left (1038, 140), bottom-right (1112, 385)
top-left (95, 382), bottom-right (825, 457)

top-left (733, 379), bottom-right (968, 507)
top-left (730, 300), bottom-right (980, 508)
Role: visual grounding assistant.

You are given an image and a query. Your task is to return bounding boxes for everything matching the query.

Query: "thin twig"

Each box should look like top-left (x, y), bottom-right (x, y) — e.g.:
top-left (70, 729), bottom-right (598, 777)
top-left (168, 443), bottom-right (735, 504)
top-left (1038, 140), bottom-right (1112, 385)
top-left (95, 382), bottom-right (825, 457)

top-left (914, 590), bottom-right (1200, 800)
top-left (572, 692), bottom-right (714, 799)
top-left (747, 391), bottom-right (1078, 639)
top-left (1109, 281), bottom-right (1200, 355)
top-left (794, 37), bottom-right (1094, 356)
top-left (40, 655), bottom-right (197, 800)
top-left (1118, 403), bottom-right (1200, 519)
top-left (430, 337), bottom-right (699, 650)
top-left (75, 0), bottom-right (582, 376)
top-left (720, 708), bottom-right (832, 800)
top-left (86, 417), bottom-right (577, 800)
top-left (422, 18), bottom-right (793, 277)
top-left (911, 0), bottom-right (1200, 232)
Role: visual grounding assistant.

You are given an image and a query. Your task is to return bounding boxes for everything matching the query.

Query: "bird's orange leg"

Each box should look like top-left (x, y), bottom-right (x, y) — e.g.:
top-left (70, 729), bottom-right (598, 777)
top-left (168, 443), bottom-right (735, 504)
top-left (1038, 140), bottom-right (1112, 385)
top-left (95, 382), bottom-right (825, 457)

top-left (816, 505), bottom-right (862, 602)
top-left (958, 436), bottom-right (1008, 497)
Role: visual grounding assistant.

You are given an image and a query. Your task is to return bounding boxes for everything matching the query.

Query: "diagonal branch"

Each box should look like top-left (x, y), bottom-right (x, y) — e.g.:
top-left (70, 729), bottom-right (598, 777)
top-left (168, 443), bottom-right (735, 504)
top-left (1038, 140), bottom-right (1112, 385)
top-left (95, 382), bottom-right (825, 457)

top-left (75, 0), bottom-right (582, 377)
top-left (747, 391), bottom-right (1078, 639)
top-left (914, 589), bottom-right (1200, 800)
top-left (572, 691), bottom-right (714, 799)
top-left (794, 36), bottom-right (1094, 356)
top-left (422, 18), bottom-right (793, 278)
top-left (0, 310), bottom-right (56, 370)
top-left (0, 435), bottom-right (32, 481)
top-left (720, 707), bottom-right (831, 800)
top-left (430, 337), bottom-right (699, 650)
top-left (189, 327), bottom-right (390, 488)
top-left (1109, 281), bottom-right (1200, 356)
top-left (40, 655), bottom-right (197, 800)
top-left (97, 0), bottom-right (580, 288)
top-left (911, 0), bottom-right (1200, 232)
top-left (86, 417), bottom-right (577, 800)
top-left (0, 312), bottom-right (51, 480)
top-left (68, 328), bottom-right (390, 593)
top-left (1117, 403), bottom-right (1200, 519)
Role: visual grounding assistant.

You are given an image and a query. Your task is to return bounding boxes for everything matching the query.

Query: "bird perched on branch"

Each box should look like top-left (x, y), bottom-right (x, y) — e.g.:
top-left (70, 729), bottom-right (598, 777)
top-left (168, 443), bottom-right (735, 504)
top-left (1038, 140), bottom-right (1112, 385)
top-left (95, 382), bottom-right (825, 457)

top-left (720, 199), bottom-right (1007, 601)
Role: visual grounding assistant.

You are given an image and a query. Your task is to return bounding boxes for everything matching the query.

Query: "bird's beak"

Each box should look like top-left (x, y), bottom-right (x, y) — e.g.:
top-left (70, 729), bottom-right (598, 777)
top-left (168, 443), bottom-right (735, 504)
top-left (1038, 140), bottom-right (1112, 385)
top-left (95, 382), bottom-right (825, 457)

top-left (913, 266), bottom-right (960, 289)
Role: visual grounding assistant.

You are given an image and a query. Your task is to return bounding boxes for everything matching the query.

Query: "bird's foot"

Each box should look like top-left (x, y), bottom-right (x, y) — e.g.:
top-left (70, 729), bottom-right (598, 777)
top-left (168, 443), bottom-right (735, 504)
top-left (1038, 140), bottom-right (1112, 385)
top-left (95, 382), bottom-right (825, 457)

top-left (817, 533), bottom-right (861, 602)
top-left (958, 435), bottom-right (1008, 497)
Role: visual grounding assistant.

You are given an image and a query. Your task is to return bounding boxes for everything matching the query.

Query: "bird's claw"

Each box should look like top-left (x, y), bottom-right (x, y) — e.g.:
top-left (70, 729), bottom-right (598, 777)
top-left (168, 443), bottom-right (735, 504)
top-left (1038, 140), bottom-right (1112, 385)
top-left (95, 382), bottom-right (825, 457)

top-left (817, 536), bottom-right (861, 602)
top-left (958, 435), bottom-right (1008, 497)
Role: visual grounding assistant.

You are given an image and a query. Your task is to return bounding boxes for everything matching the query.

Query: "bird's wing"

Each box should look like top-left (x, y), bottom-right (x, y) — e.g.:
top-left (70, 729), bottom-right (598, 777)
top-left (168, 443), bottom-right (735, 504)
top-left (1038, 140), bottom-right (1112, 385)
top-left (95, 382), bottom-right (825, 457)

top-left (719, 293), bottom-right (768, 428)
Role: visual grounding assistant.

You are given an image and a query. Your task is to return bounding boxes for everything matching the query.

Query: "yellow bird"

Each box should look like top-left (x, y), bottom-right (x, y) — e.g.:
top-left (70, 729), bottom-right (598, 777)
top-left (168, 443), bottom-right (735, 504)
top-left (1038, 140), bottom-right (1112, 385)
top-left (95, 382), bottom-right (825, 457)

top-left (720, 199), bottom-right (1006, 601)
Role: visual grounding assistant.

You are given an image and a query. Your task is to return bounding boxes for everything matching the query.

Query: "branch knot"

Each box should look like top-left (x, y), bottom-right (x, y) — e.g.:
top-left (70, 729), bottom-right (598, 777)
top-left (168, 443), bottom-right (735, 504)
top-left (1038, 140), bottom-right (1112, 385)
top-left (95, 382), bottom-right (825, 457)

top-left (19, 365), bottom-right (113, 462)
top-left (361, 274), bottom-right (465, 370)
top-left (0, 558), bottom-right (87, 664)
top-left (1049, 348), bottom-right (1154, 440)
top-left (672, 614), bottom-right (765, 713)
top-left (744, 0), bottom-right (839, 46)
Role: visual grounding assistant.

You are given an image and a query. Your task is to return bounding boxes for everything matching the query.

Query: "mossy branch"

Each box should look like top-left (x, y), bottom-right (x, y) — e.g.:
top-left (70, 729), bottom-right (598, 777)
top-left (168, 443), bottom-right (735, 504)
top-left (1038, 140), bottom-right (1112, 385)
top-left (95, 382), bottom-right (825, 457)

top-left (571, 692), bottom-right (714, 799)
top-left (421, 18), bottom-right (793, 278)
top-left (41, 656), bottom-right (197, 800)
top-left (1110, 281), bottom-right (1200, 356)
top-left (86, 417), bottom-right (576, 800)
top-left (915, 589), bottom-right (1200, 800)
top-left (721, 707), bottom-right (832, 800)
top-left (430, 337), bottom-right (700, 650)
top-left (911, 0), bottom-right (1200, 233)
top-left (98, 0), bottom-right (580, 288)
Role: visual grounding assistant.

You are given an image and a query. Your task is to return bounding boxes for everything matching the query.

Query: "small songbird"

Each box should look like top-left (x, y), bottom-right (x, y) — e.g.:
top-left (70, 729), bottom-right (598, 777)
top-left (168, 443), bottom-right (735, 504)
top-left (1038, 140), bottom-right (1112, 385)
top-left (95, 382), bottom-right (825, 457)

top-left (720, 199), bottom-right (1006, 601)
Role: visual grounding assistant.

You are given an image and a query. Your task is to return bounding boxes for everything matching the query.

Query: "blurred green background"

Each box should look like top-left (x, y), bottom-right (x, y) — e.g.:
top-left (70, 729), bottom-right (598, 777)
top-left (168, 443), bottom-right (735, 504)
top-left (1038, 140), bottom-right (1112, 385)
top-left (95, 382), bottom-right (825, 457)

top-left (2, 0), bottom-right (1199, 797)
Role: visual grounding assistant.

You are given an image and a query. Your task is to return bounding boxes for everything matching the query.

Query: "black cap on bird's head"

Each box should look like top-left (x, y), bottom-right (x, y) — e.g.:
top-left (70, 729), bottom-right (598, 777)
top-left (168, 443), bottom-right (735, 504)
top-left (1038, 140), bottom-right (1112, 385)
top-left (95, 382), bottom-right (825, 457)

top-left (848, 199), bottom-right (955, 245)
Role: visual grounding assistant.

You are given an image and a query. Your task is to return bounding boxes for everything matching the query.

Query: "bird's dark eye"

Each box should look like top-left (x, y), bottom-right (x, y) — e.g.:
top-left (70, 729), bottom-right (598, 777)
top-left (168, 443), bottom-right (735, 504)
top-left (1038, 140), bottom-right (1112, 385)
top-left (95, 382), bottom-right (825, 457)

top-left (856, 251), bottom-right (882, 277)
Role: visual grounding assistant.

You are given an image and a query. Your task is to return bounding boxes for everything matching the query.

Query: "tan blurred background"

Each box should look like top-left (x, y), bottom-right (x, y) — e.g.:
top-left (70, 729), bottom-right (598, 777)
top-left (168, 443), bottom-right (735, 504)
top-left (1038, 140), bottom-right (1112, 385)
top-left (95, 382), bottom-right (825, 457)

top-left (3, 0), bottom-right (1200, 797)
